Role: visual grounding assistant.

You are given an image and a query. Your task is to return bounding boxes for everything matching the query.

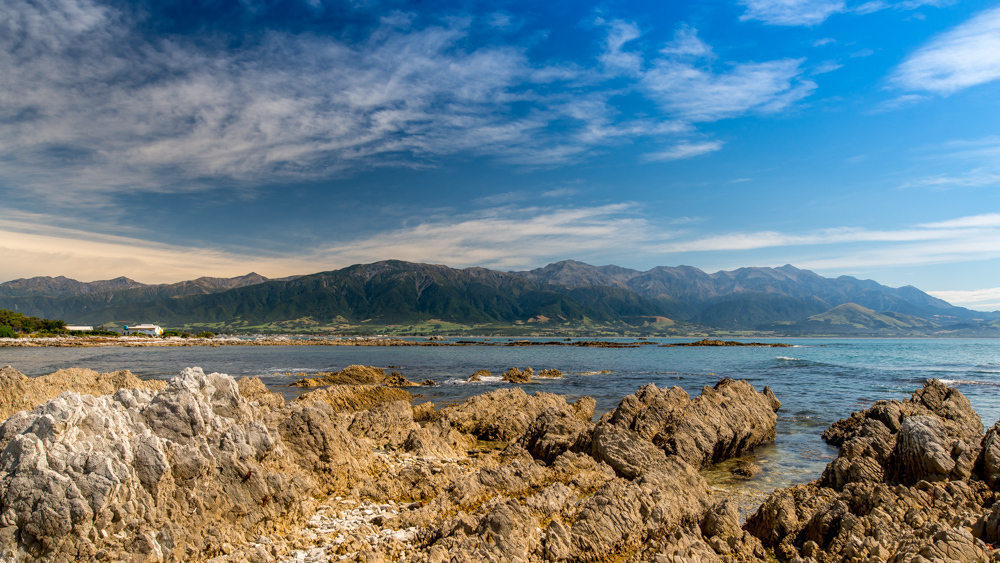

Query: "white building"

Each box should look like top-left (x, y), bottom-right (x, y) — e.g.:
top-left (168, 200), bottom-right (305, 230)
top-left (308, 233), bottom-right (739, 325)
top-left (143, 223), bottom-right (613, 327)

top-left (124, 324), bottom-right (163, 336)
top-left (65, 325), bottom-right (93, 332)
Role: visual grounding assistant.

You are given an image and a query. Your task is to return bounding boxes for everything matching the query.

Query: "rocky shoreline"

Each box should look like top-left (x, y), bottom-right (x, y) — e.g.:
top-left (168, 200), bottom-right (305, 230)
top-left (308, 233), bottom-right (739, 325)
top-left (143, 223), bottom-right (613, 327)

top-left (0, 365), bottom-right (997, 562)
top-left (0, 336), bottom-right (787, 348)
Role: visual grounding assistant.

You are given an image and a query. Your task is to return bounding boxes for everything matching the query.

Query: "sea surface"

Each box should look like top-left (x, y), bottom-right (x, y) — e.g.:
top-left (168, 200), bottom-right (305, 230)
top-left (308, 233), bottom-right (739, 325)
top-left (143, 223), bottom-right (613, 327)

top-left (4, 337), bottom-right (999, 497)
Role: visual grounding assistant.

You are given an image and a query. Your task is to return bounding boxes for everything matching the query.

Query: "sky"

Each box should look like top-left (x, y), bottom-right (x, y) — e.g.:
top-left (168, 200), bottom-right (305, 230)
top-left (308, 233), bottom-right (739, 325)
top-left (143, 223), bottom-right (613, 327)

top-left (1, 0), bottom-right (999, 310)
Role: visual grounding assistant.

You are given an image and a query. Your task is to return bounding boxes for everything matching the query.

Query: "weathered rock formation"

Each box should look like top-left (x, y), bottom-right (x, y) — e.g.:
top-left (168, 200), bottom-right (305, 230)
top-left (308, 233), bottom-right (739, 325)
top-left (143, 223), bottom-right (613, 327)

top-left (0, 367), bottom-right (785, 563)
top-left (746, 379), bottom-right (1000, 563)
top-left (597, 378), bottom-right (781, 469)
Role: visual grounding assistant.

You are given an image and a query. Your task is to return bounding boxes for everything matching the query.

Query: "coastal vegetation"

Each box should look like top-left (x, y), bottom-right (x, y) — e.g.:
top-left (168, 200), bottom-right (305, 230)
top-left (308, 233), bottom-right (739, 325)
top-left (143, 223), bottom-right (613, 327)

top-left (0, 308), bottom-right (65, 335)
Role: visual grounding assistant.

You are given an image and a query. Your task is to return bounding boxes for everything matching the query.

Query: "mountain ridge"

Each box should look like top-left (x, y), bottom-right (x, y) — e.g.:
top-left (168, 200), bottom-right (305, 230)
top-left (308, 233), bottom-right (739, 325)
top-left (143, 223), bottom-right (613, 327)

top-left (1, 260), bottom-right (996, 335)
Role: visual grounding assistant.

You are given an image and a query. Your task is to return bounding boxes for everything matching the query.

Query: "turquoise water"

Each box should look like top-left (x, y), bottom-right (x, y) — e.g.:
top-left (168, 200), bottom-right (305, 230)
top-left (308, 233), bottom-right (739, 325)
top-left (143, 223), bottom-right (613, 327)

top-left (4, 338), bottom-right (999, 491)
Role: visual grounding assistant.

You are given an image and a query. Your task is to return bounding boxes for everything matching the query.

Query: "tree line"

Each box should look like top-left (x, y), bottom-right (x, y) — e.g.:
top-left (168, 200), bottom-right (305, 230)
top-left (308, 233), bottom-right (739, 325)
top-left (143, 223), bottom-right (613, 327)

top-left (0, 309), bottom-right (66, 335)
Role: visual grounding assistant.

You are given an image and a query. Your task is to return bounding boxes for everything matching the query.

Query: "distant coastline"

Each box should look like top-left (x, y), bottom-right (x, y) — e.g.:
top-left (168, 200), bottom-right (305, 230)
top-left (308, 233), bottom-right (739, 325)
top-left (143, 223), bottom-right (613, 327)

top-left (2, 333), bottom-right (996, 348)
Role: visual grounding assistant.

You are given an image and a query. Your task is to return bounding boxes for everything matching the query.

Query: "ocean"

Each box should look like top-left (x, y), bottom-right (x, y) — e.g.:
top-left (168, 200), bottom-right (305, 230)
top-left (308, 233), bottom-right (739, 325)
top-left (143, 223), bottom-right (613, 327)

top-left (4, 337), bottom-right (999, 496)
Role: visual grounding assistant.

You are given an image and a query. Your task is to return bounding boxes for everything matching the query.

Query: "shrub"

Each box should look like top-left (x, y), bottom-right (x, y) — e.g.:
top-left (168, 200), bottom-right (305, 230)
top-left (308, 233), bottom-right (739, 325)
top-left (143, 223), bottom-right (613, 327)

top-left (196, 332), bottom-right (215, 338)
top-left (0, 325), bottom-right (16, 338)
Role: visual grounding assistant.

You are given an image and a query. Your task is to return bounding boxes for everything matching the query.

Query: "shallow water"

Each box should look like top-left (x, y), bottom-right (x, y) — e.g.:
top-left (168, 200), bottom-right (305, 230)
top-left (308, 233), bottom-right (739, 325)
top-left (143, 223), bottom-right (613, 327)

top-left (3, 337), bottom-right (999, 494)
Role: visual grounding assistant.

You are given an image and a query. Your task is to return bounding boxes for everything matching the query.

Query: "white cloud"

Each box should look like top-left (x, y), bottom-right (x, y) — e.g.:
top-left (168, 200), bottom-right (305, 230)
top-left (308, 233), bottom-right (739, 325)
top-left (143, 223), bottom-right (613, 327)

top-left (919, 213), bottom-right (1000, 228)
top-left (596, 18), bottom-right (643, 75)
top-left (659, 25), bottom-right (713, 59)
top-left (854, 1), bottom-right (889, 15)
top-left (739, 0), bottom-right (846, 26)
top-left (928, 287), bottom-right (1000, 310)
top-left (643, 140), bottom-right (724, 161)
top-left (643, 57), bottom-right (816, 121)
top-left (891, 5), bottom-right (1000, 94)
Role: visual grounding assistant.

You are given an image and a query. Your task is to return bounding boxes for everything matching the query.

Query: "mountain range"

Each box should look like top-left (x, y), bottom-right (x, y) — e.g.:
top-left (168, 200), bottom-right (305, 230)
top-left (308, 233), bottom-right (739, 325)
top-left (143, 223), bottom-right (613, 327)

top-left (1, 260), bottom-right (996, 335)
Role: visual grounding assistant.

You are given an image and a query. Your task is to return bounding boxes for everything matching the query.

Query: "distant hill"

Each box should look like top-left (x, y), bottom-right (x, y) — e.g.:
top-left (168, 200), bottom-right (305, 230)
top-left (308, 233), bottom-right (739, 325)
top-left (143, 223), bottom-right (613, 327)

top-left (1, 260), bottom-right (996, 334)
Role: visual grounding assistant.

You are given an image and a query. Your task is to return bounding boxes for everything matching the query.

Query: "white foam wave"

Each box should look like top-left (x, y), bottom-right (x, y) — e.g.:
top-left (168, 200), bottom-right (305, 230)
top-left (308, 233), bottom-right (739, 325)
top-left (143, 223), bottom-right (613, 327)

top-left (776, 356), bottom-right (803, 361)
top-left (938, 379), bottom-right (1000, 387)
top-left (445, 375), bottom-right (503, 385)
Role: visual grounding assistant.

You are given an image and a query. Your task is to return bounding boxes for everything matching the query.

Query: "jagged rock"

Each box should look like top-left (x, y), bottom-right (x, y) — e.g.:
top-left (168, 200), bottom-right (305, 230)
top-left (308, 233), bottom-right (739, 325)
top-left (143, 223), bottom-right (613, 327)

top-left (237, 376), bottom-right (285, 411)
top-left (502, 367), bottom-right (533, 384)
top-left (823, 379), bottom-right (983, 448)
top-left (403, 419), bottom-right (476, 459)
top-left (0, 367), bottom-right (318, 563)
top-left (439, 388), bottom-right (576, 442)
top-left (892, 414), bottom-right (976, 484)
top-left (566, 459), bottom-right (710, 560)
top-left (973, 501), bottom-right (1000, 544)
top-left (604, 379), bottom-right (779, 469)
top-left (416, 497), bottom-right (541, 563)
top-left (516, 401), bottom-right (594, 464)
top-left (0, 365), bottom-right (166, 422)
top-left (290, 365), bottom-right (419, 387)
top-left (588, 423), bottom-right (670, 479)
top-left (747, 380), bottom-right (998, 563)
top-left (468, 370), bottom-right (491, 382)
top-left (412, 401), bottom-right (437, 423)
top-left (976, 421), bottom-right (1000, 490)
top-left (537, 369), bottom-right (562, 379)
top-left (294, 384), bottom-right (412, 412)
top-left (648, 526), bottom-right (724, 563)
top-left (279, 401), bottom-right (377, 493)
top-left (348, 400), bottom-right (419, 448)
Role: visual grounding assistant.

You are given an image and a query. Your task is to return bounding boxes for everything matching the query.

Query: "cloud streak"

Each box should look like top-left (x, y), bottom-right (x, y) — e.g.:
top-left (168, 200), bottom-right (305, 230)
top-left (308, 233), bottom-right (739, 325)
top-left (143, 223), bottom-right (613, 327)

top-left (0, 1), bottom-right (820, 203)
top-left (928, 287), bottom-right (1000, 311)
top-left (891, 5), bottom-right (1000, 94)
top-left (739, 0), bottom-right (846, 26)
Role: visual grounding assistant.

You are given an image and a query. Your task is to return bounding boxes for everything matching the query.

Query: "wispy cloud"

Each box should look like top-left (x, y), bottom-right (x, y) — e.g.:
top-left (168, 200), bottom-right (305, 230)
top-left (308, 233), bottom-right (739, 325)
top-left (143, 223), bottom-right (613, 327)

top-left (0, 2), bottom-right (822, 205)
top-left (739, 0), bottom-right (846, 26)
top-left (740, 0), bottom-right (952, 26)
top-left (643, 140), bottom-right (724, 161)
top-left (642, 28), bottom-right (815, 121)
top-left (927, 287), bottom-right (1000, 311)
top-left (891, 5), bottom-right (1000, 94)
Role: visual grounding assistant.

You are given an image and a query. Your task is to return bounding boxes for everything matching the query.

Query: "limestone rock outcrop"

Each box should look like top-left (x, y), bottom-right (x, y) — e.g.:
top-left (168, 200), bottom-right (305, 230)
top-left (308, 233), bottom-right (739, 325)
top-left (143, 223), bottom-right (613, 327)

top-left (0, 367), bottom-right (376, 563)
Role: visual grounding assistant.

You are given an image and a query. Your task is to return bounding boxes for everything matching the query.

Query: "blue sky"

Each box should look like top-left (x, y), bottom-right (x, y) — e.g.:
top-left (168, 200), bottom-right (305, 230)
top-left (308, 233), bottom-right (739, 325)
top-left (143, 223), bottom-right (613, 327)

top-left (1, 0), bottom-right (999, 310)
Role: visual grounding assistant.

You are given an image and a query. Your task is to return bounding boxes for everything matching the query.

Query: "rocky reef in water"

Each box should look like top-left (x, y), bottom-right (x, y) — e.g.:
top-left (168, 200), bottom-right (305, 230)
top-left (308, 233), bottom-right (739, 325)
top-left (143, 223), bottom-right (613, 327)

top-left (0, 365), bottom-right (782, 562)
